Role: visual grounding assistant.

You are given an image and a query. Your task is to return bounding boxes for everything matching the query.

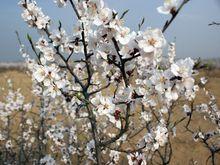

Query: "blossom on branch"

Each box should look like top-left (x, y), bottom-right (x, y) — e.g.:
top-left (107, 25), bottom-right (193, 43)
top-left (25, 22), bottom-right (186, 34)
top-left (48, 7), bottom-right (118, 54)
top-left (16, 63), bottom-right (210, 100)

top-left (157, 0), bottom-right (179, 15)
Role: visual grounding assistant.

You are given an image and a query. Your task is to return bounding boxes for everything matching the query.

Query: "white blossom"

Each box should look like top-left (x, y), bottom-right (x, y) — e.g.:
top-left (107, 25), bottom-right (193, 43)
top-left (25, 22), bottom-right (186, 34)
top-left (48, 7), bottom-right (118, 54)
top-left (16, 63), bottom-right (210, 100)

top-left (155, 125), bottom-right (168, 147)
top-left (138, 28), bottom-right (166, 53)
top-left (54, 0), bottom-right (67, 8)
top-left (19, 1), bottom-right (50, 29)
top-left (40, 155), bottom-right (56, 165)
top-left (42, 47), bottom-right (55, 62)
top-left (93, 7), bottom-right (112, 26)
top-left (115, 27), bottom-right (136, 45)
top-left (171, 58), bottom-right (194, 78)
top-left (200, 77), bottom-right (208, 85)
top-left (157, 0), bottom-right (179, 15)
top-left (168, 42), bottom-right (176, 63)
top-left (91, 93), bottom-right (115, 115)
top-left (127, 152), bottom-right (146, 165)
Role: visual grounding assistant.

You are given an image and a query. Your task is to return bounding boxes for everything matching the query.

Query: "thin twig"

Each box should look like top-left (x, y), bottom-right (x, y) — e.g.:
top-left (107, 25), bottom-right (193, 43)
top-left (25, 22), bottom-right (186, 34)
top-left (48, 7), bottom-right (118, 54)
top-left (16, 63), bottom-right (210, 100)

top-left (209, 21), bottom-right (220, 26)
top-left (162, 0), bottom-right (190, 33)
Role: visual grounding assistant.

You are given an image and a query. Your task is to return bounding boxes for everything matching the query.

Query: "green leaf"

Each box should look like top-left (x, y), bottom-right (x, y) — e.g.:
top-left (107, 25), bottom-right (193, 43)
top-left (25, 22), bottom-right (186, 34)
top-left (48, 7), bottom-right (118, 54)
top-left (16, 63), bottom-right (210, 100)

top-left (27, 33), bottom-right (32, 41)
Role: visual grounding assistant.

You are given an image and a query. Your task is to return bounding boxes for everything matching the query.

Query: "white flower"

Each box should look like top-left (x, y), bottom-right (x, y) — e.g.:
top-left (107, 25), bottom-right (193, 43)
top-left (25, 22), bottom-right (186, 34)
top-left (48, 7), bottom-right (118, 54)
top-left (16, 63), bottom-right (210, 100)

top-left (93, 7), bottom-right (112, 26)
top-left (196, 103), bottom-right (208, 112)
top-left (60, 42), bottom-right (74, 54)
top-left (200, 77), bottom-right (208, 85)
top-left (107, 114), bottom-right (121, 129)
top-left (138, 28), bottom-right (166, 53)
top-left (98, 96), bottom-right (115, 114)
top-left (119, 45), bottom-right (135, 59)
top-left (55, 79), bottom-right (66, 89)
top-left (157, 0), bottom-right (179, 15)
top-left (141, 111), bottom-right (152, 122)
top-left (96, 50), bottom-right (108, 60)
top-left (198, 132), bottom-right (205, 139)
top-left (43, 85), bottom-right (62, 98)
top-left (165, 87), bottom-right (178, 101)
top-left (168, 42), bottom-right (176, 63)
top-left (26, 119), bottom-right (32, 125)
top-left (23, 103), bottom-right (32, 111)
top-left (0, 134), bottom-right (5, 141)
top-left (86, 0), bottom-right (105, 16)
top-left (184, 89), bottom-right (195, 101)
top-left (20, 1), bottom-right (50, 29)
top-left (127, 152), bottom-right (146, 165)
top-left (91, 94), bottom-right (115, 115)
top-left (160, 106), bottom-right (168, 114)
top-left (40, 155), bottom-right (56, 165)
top-left (150, 71), bottom-right (169, 93)
top-left (5, 140), bottom-right (13, 149)
top-left (155, 125), bottom-right (168, 147)
top-left (115, 86), bottom-right (133, 102)
top-left (54, 0), bottom-right (67, 8)
top-left (86, 140), bottom-right (96, 161)
top-left (171, 58), bottom-right (194, 78)
top-left (35, 16), bottom-right (50, 29)
top-left (36, 37), bottom-right (49, 51)
top-left (21, 9), bottom-right (33, 23)
top-left (183, 104), bottom-right (191, 114)
top-left (182, 77), bottom-right (195, 90)
top-left (50, 28), bottom-right (68, 47)
top-left (109, 150), bottom-right (120, 164)
top-left (115, 27), bottom-right (136, 45)
top-left (33, 65), bottom-right (47, 82)
top-left (42, 47), bottom-right (55, 62)
top-left (109, 18), bottom-right (124, 30)
top-left (33, 64), bottom-right (61, 86)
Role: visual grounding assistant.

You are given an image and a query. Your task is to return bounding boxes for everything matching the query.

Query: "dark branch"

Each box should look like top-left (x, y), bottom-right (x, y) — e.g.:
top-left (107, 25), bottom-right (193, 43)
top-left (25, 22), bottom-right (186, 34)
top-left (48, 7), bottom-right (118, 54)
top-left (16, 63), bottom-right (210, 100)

top-left (162, 0), bottom-right (190, 33)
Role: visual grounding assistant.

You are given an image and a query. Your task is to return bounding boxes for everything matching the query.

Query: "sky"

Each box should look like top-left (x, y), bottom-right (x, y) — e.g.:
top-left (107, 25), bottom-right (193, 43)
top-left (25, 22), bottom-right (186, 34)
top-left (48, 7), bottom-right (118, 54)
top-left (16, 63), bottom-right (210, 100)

top-left (0, 0), bottom-right (220, 62)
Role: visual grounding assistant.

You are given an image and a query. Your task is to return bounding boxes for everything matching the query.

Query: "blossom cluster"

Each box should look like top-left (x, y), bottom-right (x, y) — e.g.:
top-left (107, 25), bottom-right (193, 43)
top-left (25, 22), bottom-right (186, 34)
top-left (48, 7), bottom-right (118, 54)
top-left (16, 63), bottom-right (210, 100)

top-left (13, 0), bottom-right (220, 164)
top-left (19, 0), bottom-right (50, 29)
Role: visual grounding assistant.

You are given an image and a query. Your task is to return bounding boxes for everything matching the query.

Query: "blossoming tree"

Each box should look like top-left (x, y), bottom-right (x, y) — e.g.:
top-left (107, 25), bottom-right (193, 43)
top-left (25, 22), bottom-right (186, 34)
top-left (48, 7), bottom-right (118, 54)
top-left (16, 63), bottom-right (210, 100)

top-left (0, 0), bottom-right (219, 164)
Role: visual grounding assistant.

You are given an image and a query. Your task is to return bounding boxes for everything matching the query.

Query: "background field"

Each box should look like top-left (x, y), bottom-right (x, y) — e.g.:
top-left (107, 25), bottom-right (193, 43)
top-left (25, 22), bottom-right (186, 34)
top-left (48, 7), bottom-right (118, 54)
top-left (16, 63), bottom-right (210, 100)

top-left (0, 65), bottom-right (220, 164)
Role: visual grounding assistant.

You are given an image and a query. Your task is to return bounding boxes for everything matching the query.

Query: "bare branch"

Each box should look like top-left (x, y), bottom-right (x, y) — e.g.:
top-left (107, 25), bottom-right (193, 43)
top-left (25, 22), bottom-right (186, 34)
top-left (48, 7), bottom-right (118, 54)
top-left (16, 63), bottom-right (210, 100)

top-left (162, 0), bottom-right (190, 33)
top-left (209, 21), bottom-right (220, 26)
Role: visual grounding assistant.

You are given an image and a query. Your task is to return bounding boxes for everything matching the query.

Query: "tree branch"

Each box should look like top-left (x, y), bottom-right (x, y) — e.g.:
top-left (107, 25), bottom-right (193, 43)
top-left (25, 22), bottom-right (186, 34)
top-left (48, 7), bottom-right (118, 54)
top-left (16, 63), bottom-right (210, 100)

top-left (162, 0), bottom-right (190, 33)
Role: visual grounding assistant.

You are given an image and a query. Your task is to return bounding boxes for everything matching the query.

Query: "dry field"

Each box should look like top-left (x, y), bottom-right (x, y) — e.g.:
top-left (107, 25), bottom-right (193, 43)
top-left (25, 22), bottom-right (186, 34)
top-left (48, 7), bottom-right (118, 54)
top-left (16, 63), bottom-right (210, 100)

top-left (0, 68), bottom-right (220, 164)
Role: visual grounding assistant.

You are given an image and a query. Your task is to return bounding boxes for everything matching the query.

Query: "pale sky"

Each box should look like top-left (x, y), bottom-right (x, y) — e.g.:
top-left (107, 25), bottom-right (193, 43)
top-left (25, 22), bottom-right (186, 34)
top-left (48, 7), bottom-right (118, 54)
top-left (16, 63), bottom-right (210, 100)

top-left (0, 0), bottom-right (220, 61)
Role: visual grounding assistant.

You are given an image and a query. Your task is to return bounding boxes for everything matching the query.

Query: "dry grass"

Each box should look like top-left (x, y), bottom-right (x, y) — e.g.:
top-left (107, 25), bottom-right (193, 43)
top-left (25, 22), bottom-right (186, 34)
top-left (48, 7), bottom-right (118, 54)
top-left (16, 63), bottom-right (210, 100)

top-left (0, 70), bottom-right (32, 101)
top-left (0, 69), bottom-right (220, 164)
